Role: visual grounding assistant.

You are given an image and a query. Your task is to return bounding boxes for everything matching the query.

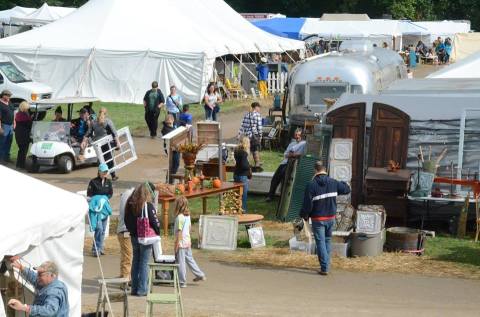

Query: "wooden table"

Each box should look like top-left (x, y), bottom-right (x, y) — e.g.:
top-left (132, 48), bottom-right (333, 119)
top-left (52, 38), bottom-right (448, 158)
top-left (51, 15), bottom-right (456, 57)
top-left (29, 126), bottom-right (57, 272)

top-left (158, 182), bottom-right (243, 236)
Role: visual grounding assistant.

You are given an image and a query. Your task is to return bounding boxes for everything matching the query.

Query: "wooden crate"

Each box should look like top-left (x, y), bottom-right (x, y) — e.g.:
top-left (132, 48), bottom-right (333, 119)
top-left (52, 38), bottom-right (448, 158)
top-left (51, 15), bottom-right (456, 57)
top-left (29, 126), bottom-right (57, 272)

top-left (197, 121), bottom-right (220, 145)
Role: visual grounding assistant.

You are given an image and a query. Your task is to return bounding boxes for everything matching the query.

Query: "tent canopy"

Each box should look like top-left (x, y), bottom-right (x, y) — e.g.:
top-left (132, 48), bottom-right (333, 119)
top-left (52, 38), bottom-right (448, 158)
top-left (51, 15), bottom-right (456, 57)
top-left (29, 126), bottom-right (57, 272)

top-left (415, 20), bottom-right (471, 44)
top-left (428, 51), bottom-right (480, 79)
top-left (0, 165), bottom-right (87, 317)
top-left (319, 13), bottom-right (370, 21)
top-left (0, 6), bottom-right (35, 24)
top-left (252, 18), bottom-right (306, 40)
top-left (11, 3), bottom-right (76, 25)
top-left (0, 0), bottom-right (303, 104)
top-left (451, 32), bottom-right (480, 62)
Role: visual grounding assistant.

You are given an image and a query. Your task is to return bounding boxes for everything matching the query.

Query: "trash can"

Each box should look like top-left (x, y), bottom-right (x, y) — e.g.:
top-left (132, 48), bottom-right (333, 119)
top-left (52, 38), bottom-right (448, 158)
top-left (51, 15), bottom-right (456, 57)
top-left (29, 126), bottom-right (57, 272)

top-left (351, 230), bottom-right (385, 257)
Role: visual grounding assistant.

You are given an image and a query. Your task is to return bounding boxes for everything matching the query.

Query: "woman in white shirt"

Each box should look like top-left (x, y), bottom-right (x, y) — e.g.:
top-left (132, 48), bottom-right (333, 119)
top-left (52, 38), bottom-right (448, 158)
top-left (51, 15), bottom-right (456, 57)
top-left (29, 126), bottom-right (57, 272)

top-left (203, 82), bottom-right (222, 121)
top-left (165, 85), bottom-right (183, 123)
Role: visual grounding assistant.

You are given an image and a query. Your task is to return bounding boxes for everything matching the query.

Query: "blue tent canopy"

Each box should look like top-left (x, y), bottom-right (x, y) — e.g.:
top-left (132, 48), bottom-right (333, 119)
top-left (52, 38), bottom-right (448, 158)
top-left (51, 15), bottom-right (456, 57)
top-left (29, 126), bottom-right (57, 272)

top-left (252, 18), bottom-right (306, 40)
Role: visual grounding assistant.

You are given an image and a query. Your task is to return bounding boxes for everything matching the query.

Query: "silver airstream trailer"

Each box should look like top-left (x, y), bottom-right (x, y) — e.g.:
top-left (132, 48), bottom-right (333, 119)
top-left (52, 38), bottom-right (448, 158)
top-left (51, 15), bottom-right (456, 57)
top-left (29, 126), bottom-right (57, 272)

top-left (287, 41), bottom-right (407, 126)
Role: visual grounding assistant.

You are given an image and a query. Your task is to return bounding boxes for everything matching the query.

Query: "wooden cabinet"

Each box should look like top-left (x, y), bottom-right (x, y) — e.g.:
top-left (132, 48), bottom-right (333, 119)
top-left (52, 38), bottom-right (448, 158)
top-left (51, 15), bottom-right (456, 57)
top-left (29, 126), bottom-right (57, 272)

top-left (365, 167), bottom-right (411, 227)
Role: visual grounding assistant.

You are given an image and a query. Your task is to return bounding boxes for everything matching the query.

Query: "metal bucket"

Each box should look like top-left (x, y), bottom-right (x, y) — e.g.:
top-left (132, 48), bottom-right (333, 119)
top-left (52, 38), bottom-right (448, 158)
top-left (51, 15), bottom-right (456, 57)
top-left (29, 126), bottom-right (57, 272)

top-left (386, 227), bottom-right (422, 252)
top-left (351, 230), bottom-right (384, 257)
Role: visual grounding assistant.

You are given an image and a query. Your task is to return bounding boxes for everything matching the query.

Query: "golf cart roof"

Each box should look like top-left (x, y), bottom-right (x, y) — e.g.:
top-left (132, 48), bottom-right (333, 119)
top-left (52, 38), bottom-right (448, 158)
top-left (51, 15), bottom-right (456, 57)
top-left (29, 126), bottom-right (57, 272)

top-left (35, 97), bottom-right (100, 105)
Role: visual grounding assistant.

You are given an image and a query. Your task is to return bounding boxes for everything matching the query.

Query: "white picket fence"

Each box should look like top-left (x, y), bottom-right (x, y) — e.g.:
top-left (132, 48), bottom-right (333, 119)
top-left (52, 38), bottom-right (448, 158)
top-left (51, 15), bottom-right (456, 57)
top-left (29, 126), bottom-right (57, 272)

top-left (267, 72), bottom-right (288, 94)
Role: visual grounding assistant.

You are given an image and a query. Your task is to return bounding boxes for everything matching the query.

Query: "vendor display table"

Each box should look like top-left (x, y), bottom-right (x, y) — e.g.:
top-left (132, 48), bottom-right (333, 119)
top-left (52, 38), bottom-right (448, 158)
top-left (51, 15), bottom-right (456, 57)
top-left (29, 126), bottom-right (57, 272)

top-left (236, 214), bottom-right (264, 227)
top-left (158, 182), bottom-right (243, 236)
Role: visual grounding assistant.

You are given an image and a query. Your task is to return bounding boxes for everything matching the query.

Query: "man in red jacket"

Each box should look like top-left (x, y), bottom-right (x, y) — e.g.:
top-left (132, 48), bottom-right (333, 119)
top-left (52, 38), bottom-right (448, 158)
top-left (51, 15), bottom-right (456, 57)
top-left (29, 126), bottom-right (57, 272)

top-left (301, 161), bottom-right (350, 275)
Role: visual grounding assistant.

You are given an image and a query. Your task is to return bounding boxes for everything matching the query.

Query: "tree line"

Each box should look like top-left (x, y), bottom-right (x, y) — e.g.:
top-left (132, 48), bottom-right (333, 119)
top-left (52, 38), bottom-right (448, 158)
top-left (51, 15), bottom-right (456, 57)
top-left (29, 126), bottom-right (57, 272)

top-left (0, 0), bottom-right (477, 31)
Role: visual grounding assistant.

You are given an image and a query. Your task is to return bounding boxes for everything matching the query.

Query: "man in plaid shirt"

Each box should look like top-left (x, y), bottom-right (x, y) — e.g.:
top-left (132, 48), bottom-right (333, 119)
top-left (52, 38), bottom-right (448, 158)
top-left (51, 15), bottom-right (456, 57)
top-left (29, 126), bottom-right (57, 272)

top-left (238, 102), bottom-right (262, 167)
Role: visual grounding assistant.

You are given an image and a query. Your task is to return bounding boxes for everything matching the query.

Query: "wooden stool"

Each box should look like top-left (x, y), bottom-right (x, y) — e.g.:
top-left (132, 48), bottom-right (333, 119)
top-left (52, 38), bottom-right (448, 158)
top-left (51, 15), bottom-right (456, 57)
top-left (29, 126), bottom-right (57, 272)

top-left (96, 277), bottom-right (129, 317)
top-left (146, 263), bottom-right (184, 317)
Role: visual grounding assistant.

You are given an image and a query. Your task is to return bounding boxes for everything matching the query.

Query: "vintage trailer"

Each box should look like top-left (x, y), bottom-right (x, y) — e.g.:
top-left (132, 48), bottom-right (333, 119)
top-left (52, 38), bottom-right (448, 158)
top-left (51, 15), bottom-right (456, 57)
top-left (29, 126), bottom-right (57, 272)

top-left (287, 41), bottom-right (407, 126)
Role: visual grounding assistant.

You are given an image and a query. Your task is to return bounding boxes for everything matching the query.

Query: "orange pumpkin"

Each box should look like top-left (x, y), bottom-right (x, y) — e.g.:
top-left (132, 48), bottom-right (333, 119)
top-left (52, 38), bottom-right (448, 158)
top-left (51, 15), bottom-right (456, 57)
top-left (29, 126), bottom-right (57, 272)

top-left (192, 176), bottom-right (200, 185)
top-left (212, 178), bottom-right (222, 188)
top-left (176, 184), bottom-right (185, 194)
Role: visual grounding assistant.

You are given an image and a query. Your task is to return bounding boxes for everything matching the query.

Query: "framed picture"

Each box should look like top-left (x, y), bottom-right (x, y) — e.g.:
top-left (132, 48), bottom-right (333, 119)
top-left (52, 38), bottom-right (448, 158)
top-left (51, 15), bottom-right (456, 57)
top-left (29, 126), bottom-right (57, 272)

top-left (200, 215), bottom-right (238, 251)
top-left (248, 226), bottom-right (266, 248)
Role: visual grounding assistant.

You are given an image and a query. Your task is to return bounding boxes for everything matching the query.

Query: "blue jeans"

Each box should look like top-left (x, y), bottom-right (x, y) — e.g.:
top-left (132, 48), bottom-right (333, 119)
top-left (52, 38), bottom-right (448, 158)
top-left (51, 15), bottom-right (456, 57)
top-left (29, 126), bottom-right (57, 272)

top-left (92, 217), bottom-right (108, 255)
top-left (130, 236), bottom-right (152, 295)
top-left (0, 123), bottom-right (13, 161)
top-left (234, 175), bottom-right (249, 213)
top-left (312, 219), bottom-right (335, 272)
top-left (204, 105), bottom-right (217, 121)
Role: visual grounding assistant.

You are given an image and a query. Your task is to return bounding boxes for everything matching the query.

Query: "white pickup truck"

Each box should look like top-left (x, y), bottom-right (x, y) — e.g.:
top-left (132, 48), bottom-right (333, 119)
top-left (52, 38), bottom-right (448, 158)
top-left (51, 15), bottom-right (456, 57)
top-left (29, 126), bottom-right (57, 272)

top-left (0, 61), bottom-right (53, 120)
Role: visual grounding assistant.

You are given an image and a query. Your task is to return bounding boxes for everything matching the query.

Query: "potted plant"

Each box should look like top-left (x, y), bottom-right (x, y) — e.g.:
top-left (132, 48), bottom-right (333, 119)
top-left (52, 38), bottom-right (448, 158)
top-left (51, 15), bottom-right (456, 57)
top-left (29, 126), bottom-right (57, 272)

top-left (178, 142), bottom-right (204, 167)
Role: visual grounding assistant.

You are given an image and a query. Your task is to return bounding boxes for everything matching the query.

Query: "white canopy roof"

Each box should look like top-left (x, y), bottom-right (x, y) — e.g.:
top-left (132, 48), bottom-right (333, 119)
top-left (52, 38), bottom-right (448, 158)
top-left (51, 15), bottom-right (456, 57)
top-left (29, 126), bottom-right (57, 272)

top-left (0, 165), bottom-right (87, 317)
top-left (0, 6), bottom-right (35, 24)
top-left (415, 20), bottom-right (471, 43)
top-left (427, 51), bottom-right (480, 78)
top-left (0, 0), bottom-right (303, 103)
top-left (11, 3), bottom-right (76, 25)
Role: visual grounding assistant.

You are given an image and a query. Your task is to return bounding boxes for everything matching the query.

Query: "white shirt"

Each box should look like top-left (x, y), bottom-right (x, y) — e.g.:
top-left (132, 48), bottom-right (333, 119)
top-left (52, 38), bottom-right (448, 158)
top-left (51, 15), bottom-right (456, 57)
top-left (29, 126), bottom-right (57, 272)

top-left (281, 140), bottom-right (306, 165)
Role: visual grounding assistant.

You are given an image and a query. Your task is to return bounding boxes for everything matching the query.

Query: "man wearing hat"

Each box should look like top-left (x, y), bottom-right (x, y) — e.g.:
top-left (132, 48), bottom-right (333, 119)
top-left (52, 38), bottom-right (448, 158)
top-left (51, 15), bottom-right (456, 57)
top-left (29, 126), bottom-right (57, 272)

top-left (0, 89), bottom-right (14, 163)
top-left (256, 57), bottom-right (269, 98)
top-left (70, 107), bottom-right (90, 158)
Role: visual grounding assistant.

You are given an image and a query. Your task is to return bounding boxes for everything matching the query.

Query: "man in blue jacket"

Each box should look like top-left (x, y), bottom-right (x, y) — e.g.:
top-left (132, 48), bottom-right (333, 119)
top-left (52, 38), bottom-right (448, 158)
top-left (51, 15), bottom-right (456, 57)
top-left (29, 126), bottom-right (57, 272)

top-left (8, 259), bottom-right (69, 316)
top-left (300, 161), bottom-right (350, 275)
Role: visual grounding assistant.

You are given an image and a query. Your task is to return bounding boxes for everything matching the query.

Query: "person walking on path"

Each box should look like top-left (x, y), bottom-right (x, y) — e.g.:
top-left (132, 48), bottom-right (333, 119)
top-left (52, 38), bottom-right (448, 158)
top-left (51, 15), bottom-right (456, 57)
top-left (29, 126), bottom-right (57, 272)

top-left (266, 128), bottom-right (306, 202)
top-left (174, 196), bottom-right (206, 288)
top-left (203, 82), bottom-right (222, 121)
top-left (87, 163), bottom-right (113, 257)
top-left (8, 259), bottom-right (69, 316)
top-left (238, 102), bottom-right (263, 169)
top-left (165, 85), bottom-right (182, 123)
top-left (234, 137), bottom-right (251, 212)
top-left (256, 57), bottom-right (269, 98)
top-left (0, 89), bottom-right (14, 163)
top-left (14, 101), bottom-right (32, 169)
top-left (117, 187), bottom-right (135, 280)
top-left (143, 81), bottom-right (165, 138)
top-left (300, 162), bottom-right (350, 275)
top-left (124, 182), bottom-right (160, 296)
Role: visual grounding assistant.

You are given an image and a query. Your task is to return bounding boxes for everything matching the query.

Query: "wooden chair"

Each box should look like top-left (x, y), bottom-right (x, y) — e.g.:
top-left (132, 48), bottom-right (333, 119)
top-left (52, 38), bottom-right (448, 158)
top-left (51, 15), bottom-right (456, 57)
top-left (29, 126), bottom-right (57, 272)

top-left (225, 78), bottom-right (244, 99)
top-left (146, 263), bottom-right (184, 317)
top-left (262, 123), bottom-right (281, 151)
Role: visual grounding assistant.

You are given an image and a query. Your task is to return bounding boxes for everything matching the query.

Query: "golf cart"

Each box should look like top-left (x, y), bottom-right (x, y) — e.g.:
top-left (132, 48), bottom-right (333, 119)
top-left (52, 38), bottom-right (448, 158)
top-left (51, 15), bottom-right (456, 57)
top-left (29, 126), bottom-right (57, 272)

top-left (28, 97), bottom-right (100, 173)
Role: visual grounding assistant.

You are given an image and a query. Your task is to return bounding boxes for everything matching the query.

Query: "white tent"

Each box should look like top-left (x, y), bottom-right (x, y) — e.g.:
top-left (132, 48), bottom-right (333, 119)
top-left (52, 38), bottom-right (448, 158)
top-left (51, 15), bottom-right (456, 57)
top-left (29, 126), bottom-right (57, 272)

top-left (427, 51), bottom-right (480, 78)
top-left (415, 21), bottom-right (471, 44)
top-left (0, 166), bottom-right (87, 317)
top-left (451, 32), bottom-right (480, 62)
top-left (0, 6), bottom-right (35, 24)
top-left (0, 0), bottom-right (304, 104)
top-left (11, 3), bottom-right (76, 25)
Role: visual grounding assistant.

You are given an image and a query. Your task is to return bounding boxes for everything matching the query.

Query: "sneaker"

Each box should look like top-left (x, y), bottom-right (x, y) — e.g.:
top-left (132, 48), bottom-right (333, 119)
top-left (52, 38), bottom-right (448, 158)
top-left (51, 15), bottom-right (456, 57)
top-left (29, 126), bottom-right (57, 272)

top-left (265, 197), bottom-right (273, 202)
top-left (318, 271), bottom-right (328, 276)
top-left (112, 175), bottom-right (119, 181)
top-left (180, 284), bottom-right (187, 288)
top-left (193, 276), bottom-right (206, 282)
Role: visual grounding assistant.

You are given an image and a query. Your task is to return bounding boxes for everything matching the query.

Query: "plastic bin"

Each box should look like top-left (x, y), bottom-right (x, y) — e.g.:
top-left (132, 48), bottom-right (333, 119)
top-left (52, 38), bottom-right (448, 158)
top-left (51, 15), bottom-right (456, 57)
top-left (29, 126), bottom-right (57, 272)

top-left (289, 236), bottom-right (316, 254)
top-left (351, 229), bottom-right (385, 257)
top-left (331, 241), bottom-right (350, 257)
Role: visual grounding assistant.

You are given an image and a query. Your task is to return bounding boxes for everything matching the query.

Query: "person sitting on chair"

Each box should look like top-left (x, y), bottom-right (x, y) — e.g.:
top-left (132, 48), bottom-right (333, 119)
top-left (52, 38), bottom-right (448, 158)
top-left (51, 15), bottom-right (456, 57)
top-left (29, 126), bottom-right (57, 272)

top-left (70, 107), bottom-right (90, 156)
top-left (265, 128), bottom-right (306, 202)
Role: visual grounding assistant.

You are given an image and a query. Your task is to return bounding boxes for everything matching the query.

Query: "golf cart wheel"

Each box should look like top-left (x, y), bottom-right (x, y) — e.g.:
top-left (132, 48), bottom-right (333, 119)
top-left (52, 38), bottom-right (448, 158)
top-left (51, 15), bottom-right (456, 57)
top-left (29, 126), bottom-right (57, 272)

top-left (58, 155), bottom-right (74, 173)
top-left (27, 156), bottom-right (40, 173)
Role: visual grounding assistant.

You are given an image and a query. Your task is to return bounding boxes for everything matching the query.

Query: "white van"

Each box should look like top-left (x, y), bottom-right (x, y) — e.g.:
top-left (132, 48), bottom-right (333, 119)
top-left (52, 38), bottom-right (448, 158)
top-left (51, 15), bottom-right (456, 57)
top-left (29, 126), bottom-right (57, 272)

top-left (0, 61), bottom-right (53, 119)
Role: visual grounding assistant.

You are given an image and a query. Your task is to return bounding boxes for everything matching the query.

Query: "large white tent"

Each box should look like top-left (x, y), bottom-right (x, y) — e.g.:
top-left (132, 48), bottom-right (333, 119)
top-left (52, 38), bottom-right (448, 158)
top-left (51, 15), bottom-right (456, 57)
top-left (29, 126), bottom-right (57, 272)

top-left (0, 166), bottom-right (87, 317)
top-left (10, 3), bottom-right (76, 25)
top-left (0, 6), bottom-right (35, 24)
top-left (427, 51), bottom-right (480, 78)
top-left (415, 20), bottom-right (471, 44)
top-left (0, 0), bottom-right (304, 104)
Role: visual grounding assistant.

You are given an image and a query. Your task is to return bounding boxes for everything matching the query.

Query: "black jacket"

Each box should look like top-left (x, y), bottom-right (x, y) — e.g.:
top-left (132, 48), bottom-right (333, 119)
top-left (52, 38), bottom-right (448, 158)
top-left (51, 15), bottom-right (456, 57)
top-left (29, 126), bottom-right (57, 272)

top-left (14, 113), bottom-right (32, 146)
top-left (300, 174), bottom-right (351, 219)
top-left (234, 149), bottom-right (250, 176)
top-left (144, 89), bottom-right (165, 113)
top-left (87, 176), bottom-right (113, 198)
top-left (124, 201), bottom-right (160, 237)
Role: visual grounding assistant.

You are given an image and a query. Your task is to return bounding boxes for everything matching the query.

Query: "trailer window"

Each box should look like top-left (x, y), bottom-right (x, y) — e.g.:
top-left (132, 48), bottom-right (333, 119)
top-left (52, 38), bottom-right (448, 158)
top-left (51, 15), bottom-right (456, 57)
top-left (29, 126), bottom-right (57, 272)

top-left (309, 85), bottom-right (347, 104)
top-left (350, 85), bottom-right (363, 94)
top-left (294, 84), bottom-right (305, 106)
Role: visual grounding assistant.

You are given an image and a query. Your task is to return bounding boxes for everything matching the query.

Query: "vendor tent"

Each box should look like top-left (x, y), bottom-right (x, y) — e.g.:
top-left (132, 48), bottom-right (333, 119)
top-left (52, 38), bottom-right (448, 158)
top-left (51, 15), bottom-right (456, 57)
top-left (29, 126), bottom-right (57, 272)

top-left (415, 21), bottom-right (471, 45)
top-left (0, 0), bottom-right (304, 104)
top-left (0, 6), bottom-right (35, 24)
top-left (451, 32), bottom-right (480, 62)
top-left (0, 166), bottom-right (87, 317)
top-left (427, 51), bottom-right (480, 78)
top-left (252, 18), bottom-right (306, 40)
top-left (10, 3), bottom-right (76, 25)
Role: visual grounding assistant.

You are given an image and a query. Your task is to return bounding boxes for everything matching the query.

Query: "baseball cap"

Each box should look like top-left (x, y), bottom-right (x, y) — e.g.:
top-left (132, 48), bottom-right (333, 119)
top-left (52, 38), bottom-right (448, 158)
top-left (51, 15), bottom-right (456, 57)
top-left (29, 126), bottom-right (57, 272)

top-left (78, 107), bottom-right (88, 114)
top-left (260, 57), bottom-right (267, 63)
top-left (98, 163), bottom-right (109, 173)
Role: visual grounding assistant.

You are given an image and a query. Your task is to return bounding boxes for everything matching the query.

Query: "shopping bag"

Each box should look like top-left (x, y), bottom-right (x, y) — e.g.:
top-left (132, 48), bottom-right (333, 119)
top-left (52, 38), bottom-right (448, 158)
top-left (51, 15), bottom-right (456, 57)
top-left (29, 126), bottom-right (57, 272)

top-left (137, 202), bottom-right (160, 245)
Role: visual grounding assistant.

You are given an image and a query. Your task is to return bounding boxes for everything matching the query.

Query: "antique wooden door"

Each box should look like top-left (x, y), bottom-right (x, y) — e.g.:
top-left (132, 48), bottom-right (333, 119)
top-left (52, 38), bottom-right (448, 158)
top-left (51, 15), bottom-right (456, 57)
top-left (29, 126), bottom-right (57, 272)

top-left (369, 103), bottom-right (410, 168)
top-left (326, 103), bottom-right (366, 207)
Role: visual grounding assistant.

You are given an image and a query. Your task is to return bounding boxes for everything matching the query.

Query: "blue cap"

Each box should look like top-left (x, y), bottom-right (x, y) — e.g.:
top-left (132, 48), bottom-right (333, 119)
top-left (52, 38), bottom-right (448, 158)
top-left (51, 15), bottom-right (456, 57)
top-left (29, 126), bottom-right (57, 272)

top-left (98, 163), bottom-right (109, 172)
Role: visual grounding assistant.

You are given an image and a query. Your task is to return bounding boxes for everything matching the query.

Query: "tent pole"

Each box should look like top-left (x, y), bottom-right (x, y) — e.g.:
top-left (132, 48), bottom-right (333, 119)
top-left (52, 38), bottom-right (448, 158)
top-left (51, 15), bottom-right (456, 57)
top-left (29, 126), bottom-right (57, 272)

top-left (232, 54), bottom-right (257, 80)
top-left (279, 45), bottom-right (296, 63)
top-left (220, 56), bottom-right (234, 80)
top-left (76, 48), bottom-right (96, 96)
